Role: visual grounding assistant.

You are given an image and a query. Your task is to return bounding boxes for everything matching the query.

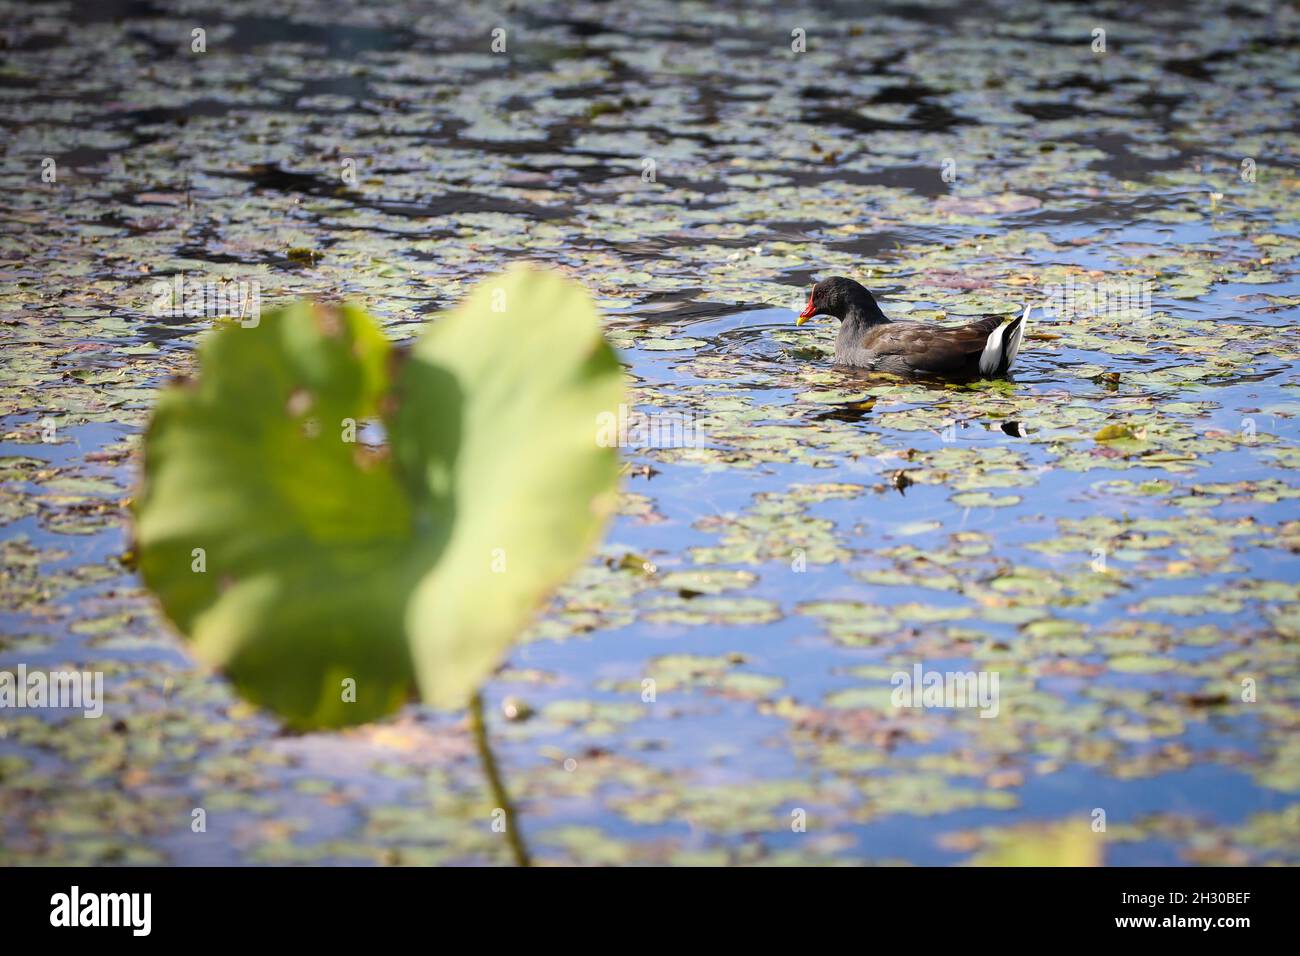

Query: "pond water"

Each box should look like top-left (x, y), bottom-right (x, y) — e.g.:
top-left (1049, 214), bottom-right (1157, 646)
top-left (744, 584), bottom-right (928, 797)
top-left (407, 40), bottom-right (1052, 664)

top-left (2, 0), bottom-right (1299, 865)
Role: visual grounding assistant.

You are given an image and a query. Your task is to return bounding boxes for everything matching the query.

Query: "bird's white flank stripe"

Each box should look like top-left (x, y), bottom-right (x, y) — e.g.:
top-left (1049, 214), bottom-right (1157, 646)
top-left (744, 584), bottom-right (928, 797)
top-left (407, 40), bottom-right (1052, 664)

top-left (979, 320), bottom-right (1009, 375)
top-left (979, 304), bottom-right (1030, 375)
top-left (1004, 303), bottom-right (1029, 370)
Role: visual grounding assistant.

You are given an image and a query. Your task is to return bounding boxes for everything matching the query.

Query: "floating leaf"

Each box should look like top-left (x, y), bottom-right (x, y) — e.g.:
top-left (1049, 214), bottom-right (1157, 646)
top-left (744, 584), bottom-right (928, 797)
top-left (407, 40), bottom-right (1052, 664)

top-left (1095, 424), bottom-right (1136, 442)
top-left (136, 267), bottom-right (625, 727)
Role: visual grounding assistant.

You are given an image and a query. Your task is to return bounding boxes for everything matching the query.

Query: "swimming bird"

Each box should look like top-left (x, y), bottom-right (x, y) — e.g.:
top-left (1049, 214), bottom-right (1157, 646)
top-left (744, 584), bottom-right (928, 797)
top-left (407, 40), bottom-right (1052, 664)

top-left (797, 276), bottom-right (1028, 378)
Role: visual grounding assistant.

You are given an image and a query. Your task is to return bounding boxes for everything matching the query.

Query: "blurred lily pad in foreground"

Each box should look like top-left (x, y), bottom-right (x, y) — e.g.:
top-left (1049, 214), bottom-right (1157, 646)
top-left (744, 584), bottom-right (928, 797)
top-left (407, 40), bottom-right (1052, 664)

top-left (134, 266), bottom-right (625, 728)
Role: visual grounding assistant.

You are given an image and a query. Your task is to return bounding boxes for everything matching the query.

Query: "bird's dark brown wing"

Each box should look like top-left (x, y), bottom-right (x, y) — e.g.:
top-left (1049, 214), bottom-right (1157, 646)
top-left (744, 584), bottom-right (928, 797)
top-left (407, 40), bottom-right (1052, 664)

top-left (861, 317), bottom-right (1004, 375)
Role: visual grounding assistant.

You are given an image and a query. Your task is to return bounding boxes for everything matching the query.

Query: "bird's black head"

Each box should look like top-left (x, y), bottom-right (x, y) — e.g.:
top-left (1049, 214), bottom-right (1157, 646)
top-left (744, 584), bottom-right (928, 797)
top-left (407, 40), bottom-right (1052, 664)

top-left (797, 276), bottom-right (886, 325)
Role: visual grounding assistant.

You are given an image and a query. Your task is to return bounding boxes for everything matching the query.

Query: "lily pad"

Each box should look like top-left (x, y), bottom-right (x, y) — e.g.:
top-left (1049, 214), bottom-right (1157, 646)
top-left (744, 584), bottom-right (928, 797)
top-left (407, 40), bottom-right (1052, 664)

top-left (135, 267), bottom-right (625, 726)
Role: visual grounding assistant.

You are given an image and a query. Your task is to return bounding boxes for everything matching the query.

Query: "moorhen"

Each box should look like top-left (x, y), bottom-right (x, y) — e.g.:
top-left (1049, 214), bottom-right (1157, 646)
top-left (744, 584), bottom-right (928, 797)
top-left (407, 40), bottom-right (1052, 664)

top-left (797, 276), bottom-right (1028, 378)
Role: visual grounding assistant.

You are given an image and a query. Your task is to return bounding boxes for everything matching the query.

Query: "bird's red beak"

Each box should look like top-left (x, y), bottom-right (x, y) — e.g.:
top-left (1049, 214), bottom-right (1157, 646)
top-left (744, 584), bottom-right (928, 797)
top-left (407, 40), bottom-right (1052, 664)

top-left (797, 292), bottom-right (817, 325)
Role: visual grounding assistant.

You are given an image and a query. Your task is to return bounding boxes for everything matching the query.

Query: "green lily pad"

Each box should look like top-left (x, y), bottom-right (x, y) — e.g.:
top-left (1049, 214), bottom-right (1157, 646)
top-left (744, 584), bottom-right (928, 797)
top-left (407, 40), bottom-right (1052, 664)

top-left (135, 267), bottom-right (625, 727)
top-left (1109, 654), bottom-right (1176, 674)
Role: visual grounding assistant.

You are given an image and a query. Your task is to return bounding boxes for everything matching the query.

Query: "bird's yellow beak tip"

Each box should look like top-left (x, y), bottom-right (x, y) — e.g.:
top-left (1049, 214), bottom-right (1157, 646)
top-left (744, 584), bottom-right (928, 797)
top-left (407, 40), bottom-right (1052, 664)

top-left (795, 315), bottom-right (809, 326)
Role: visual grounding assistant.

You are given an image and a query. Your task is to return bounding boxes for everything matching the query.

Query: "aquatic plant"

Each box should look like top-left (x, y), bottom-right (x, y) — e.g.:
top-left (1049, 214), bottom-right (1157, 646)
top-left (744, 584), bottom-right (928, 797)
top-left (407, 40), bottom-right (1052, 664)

top-left (133, 266), bottom-right (625, 864)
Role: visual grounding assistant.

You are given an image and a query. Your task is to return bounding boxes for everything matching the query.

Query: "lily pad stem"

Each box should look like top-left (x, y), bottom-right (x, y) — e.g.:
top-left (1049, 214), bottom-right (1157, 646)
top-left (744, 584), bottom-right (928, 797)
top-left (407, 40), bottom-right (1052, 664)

top-left (469, 691), bottom-right (532, 867)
